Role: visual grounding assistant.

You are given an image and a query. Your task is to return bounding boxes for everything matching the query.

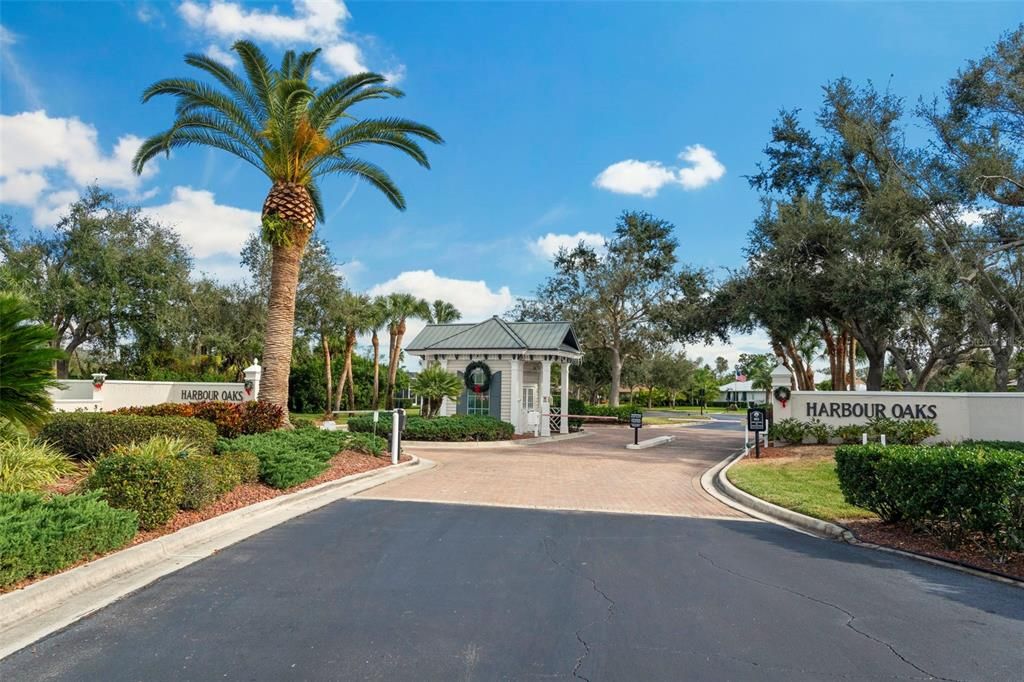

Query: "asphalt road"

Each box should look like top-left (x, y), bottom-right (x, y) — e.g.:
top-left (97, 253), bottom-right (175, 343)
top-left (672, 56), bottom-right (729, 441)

top-left (4, 500), bottom-right (1022, 681)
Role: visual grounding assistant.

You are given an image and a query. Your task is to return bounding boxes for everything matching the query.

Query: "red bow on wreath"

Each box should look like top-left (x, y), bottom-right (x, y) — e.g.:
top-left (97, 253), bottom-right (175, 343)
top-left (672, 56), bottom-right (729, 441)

top-left (473, 385), bottom-right (482, 394)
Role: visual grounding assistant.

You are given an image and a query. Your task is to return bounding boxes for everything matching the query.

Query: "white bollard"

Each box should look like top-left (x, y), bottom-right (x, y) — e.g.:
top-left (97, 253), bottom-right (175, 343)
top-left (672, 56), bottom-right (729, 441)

top-left (390, 409), bottom-right (400, 465)
top-left (862, 432), bottom-right (868, 445)
top-left (880, 433), bottom-right (887, 447)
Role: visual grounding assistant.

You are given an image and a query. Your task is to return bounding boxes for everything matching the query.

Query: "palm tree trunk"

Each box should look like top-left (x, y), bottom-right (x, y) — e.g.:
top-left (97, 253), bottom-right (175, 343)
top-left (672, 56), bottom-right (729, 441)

top-left (386, 323), bottom-right (402, 409)
top-left (260, 237), bottom-right (308, 424)
top-left (371, 331), bottom-right (381, 409)
top-left (344, 327), bottom-right (357, 410)
top-left (321, 334), bottom-right (333, 417)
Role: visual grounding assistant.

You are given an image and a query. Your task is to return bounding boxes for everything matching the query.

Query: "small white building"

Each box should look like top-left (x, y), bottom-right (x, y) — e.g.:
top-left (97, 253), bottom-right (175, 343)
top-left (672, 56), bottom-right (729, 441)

top-left (719, 379), bottom-right (767, 405)
top-left (406, 317), bottom-right (583, 436)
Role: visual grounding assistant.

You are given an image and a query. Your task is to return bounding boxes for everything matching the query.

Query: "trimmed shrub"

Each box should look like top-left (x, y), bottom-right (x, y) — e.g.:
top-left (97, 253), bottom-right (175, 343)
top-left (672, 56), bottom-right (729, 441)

top-left (348, 414), bottom-right (514, 442)
top-left (113, 401), bottom-right (284, 438)
top-left (217, 429), bottom-right (386, 489)
top-left (179, 455), bottom-right (236, 511)
top-left (39, 413), bottom-right (217, 459)
top-left (834, 444), bottom-right (900, 522)
top-left (866, 417), bottom-right (939, 445)
top-left (86, 448), bottom-right (185, 530)
top-left (220, 450), bottom-right (261, 484)
top-left (768, 418), bottom-right (805, 443)
top-left (0, 491), bottom-right (138, 588)
top-left (835, 443), bottom-right (1024, 549)
top-left (804, 419), bottom-right (834, 443)
top-left (0, 438), bottom-right (76, 493)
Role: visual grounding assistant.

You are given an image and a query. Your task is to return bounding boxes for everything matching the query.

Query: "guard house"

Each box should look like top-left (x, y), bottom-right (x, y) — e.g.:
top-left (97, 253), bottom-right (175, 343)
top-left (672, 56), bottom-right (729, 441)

top-left (406, 317), bottom-right (583, 436)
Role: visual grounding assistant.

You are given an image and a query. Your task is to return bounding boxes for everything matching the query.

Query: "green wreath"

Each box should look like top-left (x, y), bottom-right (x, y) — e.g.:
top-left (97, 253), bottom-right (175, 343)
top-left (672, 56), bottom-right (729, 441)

top-left (464, 361), bottom-right (492, 394)
top-left (773, 386), bottom-right (791, 404)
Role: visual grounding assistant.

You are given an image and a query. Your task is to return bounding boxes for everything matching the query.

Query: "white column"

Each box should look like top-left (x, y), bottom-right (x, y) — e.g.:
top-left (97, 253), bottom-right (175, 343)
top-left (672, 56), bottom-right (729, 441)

top-left (559, 362), bottom-right (569, 434)
top-left (540, 360), bottom-right (552, 437)
top-left (510, 358), bottom-right (523, 434)
top-left (770, 364), bottom-right (794, 422)
top-left (437, 357), bottom-right (450, 416)
top-left (242, 360), bottom-right (261, 401)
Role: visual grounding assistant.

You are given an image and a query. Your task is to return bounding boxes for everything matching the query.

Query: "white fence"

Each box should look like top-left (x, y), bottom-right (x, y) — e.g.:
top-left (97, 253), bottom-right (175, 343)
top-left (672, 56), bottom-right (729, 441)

top-left (770, 366), bottom-right (1024, 442)
top-left (47, 362), bottom-right (262, 412)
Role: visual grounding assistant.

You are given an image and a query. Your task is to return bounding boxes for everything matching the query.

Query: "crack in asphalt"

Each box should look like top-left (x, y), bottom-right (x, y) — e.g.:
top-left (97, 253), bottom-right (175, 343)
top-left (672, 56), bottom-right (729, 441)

top-left (696, 551), bottom-right (962, 682)
top-left (542, 537), bottom-right (616, 682)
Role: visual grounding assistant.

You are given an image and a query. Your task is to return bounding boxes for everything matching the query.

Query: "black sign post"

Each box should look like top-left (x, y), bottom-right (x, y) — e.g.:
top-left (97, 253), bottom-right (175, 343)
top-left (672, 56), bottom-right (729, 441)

top-left (629, 412), bottom-right (643, 445)
top-left (698, 388), bottom-right (706, 416)
top-left (747, 407), bottom-right (767, 458)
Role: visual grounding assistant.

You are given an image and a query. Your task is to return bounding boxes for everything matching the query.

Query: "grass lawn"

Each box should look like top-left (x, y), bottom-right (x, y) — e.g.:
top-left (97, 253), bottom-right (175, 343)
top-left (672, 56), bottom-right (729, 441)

top-left (728, 457), bottom-right (876, 522)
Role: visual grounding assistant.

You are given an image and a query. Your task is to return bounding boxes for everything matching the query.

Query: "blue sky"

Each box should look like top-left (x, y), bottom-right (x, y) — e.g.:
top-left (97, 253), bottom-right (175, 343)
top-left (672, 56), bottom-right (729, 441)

top-left (1, 1), bottom-right (1021, 366)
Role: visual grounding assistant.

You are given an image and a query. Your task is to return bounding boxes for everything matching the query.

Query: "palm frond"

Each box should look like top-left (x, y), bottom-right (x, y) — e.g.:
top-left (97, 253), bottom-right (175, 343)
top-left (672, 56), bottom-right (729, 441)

top-left (233, 40), bottom-right (274, 111)
top-left (313, 158), bottom-right (406, 210)
top-left (184, 52), bottom-right (266, 122)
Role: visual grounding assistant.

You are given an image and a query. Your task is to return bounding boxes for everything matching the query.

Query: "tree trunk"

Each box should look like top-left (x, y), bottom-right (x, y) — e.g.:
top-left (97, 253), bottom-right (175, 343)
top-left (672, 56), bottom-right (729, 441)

top-left (260, 237), bottom-right (308, 424)
top-left (371, 330), bottom-right (381, 408)
top-left (609, 347), bottom-right (623, 407)
top-left (344, 327), bottom-right (357, 410)
top-left (848, 337), bottom-right (857, 391)
top-left (386, 320), bottom-right (406, 409)
top-left (322, 334), bottom-right (333, 417)
top-left (864, 346), bottom-right (885, 391)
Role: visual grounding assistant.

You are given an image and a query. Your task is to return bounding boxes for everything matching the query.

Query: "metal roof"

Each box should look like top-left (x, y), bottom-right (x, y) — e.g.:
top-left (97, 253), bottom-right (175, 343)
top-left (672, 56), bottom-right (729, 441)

top-left (407, 317), bottom-right (581, 354)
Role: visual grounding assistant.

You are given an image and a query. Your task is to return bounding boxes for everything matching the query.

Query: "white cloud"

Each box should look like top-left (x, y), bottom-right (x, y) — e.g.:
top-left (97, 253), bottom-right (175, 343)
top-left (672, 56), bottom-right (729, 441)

top-left (688, 329), bottom-right (775, 375)
top-left (205, 44), bottom-right (237, 67)
top-left (0, 26), bottom-right (43, 109)
top-left (0, 171), bottom-right (48, 205)
top-left (323, 42), bottom-right (367, 76)
top-left (0, 110), bottom-right (159, 225)
top-left (594, 144), bottom-right (725, 197)
top-left (31, 189), bottom-right (80, 227)
top-left (336, 259), bottom-right (365, 285)
top-left (529, 231), bottom-right (606, 260)
top-left (178, 0), bottom-right (398, 79)
top-left (142, 186), bottom-right (260, 259)
top-left (367, 269), bottom-right (516, 363)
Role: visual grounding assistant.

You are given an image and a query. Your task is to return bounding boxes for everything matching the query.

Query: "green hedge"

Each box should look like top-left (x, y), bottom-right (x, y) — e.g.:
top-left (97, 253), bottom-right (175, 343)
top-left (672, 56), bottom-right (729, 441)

top-left (581, 404), bottom-right (636, 423)
top-left (0, 491), bottom-right (138, 588)
top-left (39, 413), bottom-right (218, 459)
top-left (217, 428), bottom-right (386, 489)
top-left (835, 443), bottom-right (1024, 549)
top-left (348, 414), bottom-right (514, 442)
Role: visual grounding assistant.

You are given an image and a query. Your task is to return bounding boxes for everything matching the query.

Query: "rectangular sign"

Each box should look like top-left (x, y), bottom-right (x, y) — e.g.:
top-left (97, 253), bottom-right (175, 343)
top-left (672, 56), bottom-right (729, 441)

top-left (747, 408), bottom-right (767, 432)
top-left (630, 413), bottom-right (643, 429)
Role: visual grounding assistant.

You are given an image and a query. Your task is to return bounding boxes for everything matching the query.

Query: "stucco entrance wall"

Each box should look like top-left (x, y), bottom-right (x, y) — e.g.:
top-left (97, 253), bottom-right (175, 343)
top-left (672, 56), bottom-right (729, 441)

top-left (770, 366), bottom-right (1024, 442)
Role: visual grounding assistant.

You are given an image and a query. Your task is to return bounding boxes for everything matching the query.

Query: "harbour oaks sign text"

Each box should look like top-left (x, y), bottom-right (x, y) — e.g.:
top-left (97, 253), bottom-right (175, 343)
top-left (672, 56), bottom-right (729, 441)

top-left (179, 388), bottom-right (244, 402)
top-left (805, 401), bottom-right (938, 420)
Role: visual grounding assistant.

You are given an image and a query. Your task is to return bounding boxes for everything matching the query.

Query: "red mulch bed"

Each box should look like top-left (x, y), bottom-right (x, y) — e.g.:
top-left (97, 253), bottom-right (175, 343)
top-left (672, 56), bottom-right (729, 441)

top-left (845, 519), bottom-right (1024, 582)
top-left (4, 451), bottom-right (408, 593)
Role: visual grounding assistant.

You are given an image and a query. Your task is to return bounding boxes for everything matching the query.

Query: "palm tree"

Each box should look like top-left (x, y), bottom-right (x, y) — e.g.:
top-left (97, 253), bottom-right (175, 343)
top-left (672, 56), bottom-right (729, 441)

top-left (0, 293), bottom-right (65, 435)
top-left (381, 293), bottom-right (429, 408)
top-left (427, 299), bottom-right (461, 324)
top-left (366, 297), bottom-right (388, 409)
top-left (412, 362), bottom-right (463, 417)
top-left (132, 41), bottom-right (442, 423)
top-left (334, 292), bottom-right (371, 412)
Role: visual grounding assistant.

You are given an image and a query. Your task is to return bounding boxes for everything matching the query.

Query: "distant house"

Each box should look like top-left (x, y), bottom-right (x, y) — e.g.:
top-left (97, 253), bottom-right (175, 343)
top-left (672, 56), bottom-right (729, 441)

top-left (719, 379), bottom-right (767, 405)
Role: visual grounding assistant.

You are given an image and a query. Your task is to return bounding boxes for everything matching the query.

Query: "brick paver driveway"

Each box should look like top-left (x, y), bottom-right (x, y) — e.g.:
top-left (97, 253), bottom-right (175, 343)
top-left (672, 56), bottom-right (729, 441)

top-left (359, 422), bottom-right (747, 518)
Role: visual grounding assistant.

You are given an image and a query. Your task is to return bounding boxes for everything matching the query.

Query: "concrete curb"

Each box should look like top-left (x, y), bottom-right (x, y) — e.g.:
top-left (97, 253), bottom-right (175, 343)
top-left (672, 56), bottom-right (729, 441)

top-left (700, 449), bottom-right (1024, 588)
top-left (625, 435), bottom-right (675, 450)
top-left (0, 456), bottom-right (433, 660)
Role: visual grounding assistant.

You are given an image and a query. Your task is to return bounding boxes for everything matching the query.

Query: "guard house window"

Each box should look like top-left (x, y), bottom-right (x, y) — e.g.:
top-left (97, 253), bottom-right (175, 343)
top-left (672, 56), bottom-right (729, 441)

top-left (465, 364), bottom-right (490, 415)
top-left (467, 392), bottom-right (489, 415)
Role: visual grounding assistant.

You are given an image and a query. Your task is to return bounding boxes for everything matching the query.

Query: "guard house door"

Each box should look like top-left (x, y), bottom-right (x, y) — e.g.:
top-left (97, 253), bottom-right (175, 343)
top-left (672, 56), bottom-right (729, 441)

top-left (521, 384), bottom-right (538, 426)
